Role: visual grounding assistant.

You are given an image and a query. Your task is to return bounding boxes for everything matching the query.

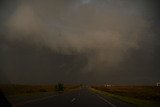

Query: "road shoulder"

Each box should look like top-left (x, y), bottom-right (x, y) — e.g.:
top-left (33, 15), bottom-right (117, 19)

top-left (90, 88), bottom-right (160, 107)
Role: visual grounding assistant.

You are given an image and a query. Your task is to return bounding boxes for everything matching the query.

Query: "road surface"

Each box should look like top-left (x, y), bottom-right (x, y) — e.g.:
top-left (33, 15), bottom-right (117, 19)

top-left (16, 88), bottom-right (135, 107)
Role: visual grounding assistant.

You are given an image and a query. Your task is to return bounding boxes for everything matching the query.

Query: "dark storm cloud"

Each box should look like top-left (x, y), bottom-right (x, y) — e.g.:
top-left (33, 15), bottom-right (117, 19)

top-left (0, 0), bottom-right (160, 84)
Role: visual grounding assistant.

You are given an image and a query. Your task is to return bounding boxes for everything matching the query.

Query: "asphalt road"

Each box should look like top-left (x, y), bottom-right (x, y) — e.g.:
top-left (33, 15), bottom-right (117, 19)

top-left (17, 88), bottom-right (135, 107)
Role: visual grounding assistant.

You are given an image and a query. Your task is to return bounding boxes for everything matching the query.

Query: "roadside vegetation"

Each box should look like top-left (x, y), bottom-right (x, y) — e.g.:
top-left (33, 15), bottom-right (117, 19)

top-left (91, 85), bottom-right (160, 107)
top-left (55, 83), bottom-right (64, 92)
top-left (0, 84), bottom-right (81, 106)
top-left (0, 84), bottom-right (80, 96)
top-left (0, 84), bottom-right (54, 96)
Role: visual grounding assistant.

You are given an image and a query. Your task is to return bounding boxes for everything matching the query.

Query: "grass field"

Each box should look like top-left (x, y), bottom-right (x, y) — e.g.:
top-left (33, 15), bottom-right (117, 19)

top-left (0, 84), bottom-right (81, 106)
top-left (91, 85), bottom-right (160, 107)
top-left (0, 84), bottom-right (80, 96)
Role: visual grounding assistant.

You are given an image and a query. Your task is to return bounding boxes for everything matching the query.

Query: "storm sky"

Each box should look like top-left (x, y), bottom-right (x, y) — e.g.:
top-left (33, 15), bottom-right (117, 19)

top-left (0, 0), bottom-right (160, 85)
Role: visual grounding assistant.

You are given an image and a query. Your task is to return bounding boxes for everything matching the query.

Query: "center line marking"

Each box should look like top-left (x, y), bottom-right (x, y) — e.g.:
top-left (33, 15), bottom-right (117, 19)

top-left (94, 94), bottom-right (116, 107)
top-left (15, 94), bottom-right (59, 106)
top-left (71, 98), bottom-right (76, 102)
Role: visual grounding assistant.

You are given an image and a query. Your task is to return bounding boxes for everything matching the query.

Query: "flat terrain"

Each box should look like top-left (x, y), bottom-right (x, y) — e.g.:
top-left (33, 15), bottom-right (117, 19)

top-left (14, 88), bottom-right (134, 107)
top-left (91, 86), bottom-right (160, 101)
top-left (0, 84), bottom-right (80, 95)
top-left (1, 85), bottom-right (160, 107)
top-left (0, 84), bottom-right (55, 95)
top-left (0, 84), bottom-right (80, 106)
top-left (91, 85), bottom-right (160, 107)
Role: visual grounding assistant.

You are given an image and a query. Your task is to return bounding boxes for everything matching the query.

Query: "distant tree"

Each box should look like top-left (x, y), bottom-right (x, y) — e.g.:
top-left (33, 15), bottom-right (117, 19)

top-left (80, 84), bottom-right (83, 88)
top-left (55, 83), bottom-right (64, 92)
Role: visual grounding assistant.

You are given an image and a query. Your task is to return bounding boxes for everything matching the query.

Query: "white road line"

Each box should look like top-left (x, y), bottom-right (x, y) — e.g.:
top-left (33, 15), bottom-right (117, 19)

top-left (15, 95), bottom-right (59, 106)
top-left (71, 98), bottom-right (76, 102)
top-left (95, 94), bottom-right (116, 107)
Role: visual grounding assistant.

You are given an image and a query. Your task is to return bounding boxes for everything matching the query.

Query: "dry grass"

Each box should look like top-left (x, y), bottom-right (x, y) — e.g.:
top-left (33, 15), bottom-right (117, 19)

top-left (0, 84), bottom-right (80, 96)
top-left (91, 85), bottom-right (160, 101)
top-left (0, 84), bottom-right (54, 95)
top-left (64, 85), bottom-right (81, 91)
